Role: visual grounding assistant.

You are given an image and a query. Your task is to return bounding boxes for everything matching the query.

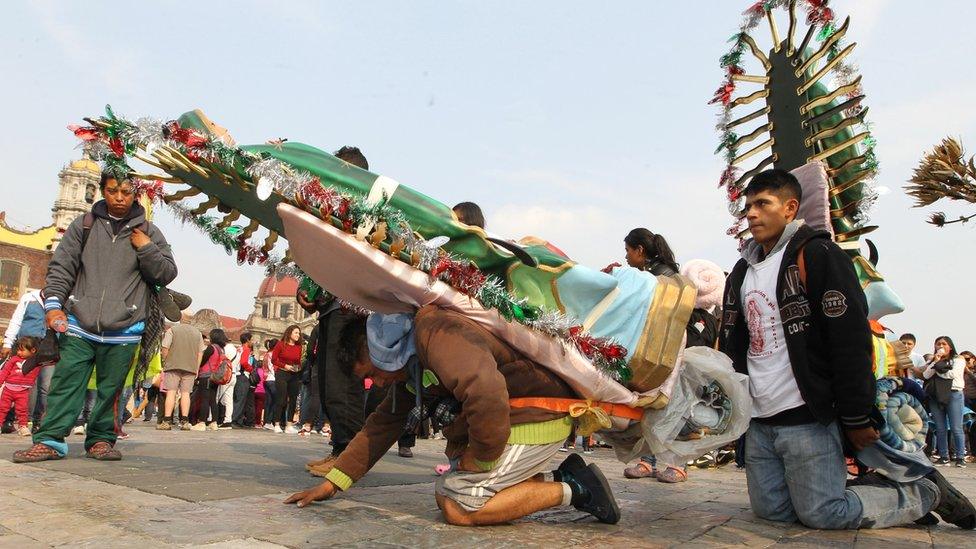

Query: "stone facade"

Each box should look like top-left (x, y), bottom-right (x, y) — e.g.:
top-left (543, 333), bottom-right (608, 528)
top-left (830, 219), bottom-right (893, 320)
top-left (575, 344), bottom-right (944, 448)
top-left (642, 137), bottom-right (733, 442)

top-left (50, 154), bottom-right (102, 249)
top-left (243, 276), bottom-right (316, 351)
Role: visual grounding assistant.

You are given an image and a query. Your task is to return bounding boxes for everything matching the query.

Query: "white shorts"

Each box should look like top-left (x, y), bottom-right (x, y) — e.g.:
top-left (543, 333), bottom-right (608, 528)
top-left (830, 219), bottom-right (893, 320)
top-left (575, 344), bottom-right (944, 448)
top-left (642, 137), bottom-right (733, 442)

top-left (435, 442), bottom-right (562, 511)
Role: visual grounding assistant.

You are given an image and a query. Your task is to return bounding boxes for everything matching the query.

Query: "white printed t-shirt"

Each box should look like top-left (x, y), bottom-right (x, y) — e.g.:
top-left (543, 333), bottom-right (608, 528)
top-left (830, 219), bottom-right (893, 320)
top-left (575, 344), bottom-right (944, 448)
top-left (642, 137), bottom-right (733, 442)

top-left (741, 245), bottom-right (805, 418)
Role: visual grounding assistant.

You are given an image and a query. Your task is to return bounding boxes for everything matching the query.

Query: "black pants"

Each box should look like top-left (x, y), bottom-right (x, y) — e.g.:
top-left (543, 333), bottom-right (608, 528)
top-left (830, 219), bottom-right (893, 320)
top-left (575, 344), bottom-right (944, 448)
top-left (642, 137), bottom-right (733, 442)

top-left (273, 370), bottom-right (301, 428)
top-left (189, 378), bottom-right (218, 424)
top-left (144, 385), bottom-right (160, 421)
top-left (364, 384), bottom-right (416, 449)
top-left (318, 311), bottom-right (368, 455)
top-left (231, 373), bottom-right (252, 425)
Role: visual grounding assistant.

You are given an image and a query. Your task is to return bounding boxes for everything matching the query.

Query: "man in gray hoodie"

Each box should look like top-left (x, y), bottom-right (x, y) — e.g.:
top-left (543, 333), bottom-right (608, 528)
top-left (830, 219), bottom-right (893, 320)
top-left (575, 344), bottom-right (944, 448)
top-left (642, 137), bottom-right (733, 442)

top-left (13, 173), bottom-right (177, 462)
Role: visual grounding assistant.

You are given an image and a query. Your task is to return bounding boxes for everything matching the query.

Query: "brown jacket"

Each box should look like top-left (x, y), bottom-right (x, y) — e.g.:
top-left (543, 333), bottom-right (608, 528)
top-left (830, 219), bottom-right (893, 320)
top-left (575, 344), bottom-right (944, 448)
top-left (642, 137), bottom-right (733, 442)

top-left (330, 305), bottom-right (577, 486)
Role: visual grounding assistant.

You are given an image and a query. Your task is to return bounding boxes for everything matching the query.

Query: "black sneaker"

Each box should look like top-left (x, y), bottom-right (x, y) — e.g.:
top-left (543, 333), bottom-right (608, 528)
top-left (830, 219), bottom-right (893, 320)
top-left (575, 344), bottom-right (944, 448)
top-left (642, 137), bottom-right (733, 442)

top-left (570, 463), bottom-right (620, 524)
top-left (926, 468), bottom-right (976, 529)
top-left (935, 457), bottom-right (951, 466)
top-left (557, 452), bottom-right (587, 480)
top-left (956, 460), bottom-right (967, 468)
top-left (218, 422), bottom-right (233, 430)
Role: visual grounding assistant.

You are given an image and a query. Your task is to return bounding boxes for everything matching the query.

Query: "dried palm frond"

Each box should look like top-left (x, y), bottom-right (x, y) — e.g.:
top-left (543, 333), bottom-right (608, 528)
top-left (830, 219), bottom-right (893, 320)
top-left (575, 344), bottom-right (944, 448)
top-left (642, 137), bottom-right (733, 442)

top-left (906, 137), bottom-right (976, 207)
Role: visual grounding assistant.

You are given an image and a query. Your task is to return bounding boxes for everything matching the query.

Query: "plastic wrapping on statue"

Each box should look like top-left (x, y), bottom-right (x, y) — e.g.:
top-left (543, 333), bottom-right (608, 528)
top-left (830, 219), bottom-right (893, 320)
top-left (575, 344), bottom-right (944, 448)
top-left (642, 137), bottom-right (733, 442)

top-left (605, 346), bottom-right (751, 465)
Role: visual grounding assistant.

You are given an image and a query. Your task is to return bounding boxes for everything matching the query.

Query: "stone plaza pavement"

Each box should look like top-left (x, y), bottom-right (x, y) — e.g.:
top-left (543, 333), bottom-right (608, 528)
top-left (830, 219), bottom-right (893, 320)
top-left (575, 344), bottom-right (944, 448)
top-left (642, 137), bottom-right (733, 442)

top-left (0, 421), bottom-right (974, 548)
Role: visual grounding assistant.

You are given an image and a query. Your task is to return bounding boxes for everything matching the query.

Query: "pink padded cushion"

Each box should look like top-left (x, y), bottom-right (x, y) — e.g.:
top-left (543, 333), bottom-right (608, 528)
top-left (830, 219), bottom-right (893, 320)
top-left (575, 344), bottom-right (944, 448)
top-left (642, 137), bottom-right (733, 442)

top-left (790, 161), bottom-right (833, 237)
top-left (277, 203), bottom-right (640, 408)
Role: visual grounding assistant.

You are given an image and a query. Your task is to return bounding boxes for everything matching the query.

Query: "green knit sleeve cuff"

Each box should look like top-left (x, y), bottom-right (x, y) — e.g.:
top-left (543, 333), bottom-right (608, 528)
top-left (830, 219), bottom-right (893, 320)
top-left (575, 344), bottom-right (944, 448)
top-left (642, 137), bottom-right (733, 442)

top-left (473, 458), bottom-right (498, 472)
top-left (325, 467), bottom-right (355, 491)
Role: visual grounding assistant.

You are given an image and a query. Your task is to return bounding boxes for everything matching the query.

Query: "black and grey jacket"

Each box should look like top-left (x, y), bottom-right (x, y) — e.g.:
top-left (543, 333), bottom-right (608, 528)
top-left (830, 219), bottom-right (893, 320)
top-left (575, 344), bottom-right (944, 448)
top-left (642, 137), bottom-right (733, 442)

top-left (719, 222), bottom-right (875, 430)
top-left (43, 201), bottom-right (178, 336)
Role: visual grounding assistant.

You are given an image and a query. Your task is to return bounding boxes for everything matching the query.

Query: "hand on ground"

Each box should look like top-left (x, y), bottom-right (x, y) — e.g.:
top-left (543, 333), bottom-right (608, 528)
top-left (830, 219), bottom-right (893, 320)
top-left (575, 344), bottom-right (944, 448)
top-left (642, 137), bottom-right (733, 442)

top-left (284, 481), bottom-right (337, 507)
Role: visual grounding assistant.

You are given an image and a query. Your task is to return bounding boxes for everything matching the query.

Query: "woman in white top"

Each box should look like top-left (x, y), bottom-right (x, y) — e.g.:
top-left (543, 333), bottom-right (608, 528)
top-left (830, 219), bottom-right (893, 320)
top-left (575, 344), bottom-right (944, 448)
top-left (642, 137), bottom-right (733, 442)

top-left (922, 336), bottom-right (967, 467)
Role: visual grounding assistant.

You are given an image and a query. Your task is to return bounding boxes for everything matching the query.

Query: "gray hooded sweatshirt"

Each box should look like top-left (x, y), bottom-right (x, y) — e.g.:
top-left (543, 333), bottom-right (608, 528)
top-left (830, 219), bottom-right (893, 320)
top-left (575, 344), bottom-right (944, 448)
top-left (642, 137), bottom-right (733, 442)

top-left (43, 200), bottom-right (178, 338)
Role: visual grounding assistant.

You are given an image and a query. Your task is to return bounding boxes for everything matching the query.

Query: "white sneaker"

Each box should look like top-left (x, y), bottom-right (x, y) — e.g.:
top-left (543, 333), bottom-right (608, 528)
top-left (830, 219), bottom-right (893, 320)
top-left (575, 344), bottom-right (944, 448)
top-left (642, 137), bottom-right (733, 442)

top-left (263, 423), bottom-right (274, 430)
top-left (273, 425), bottom-right (284, 434)
top-left (190, 422), bottom-right (207, 431)
top-left (284, 425), bottom-right (299, 434)
top-left (72, 425), bottom-right (86, 436)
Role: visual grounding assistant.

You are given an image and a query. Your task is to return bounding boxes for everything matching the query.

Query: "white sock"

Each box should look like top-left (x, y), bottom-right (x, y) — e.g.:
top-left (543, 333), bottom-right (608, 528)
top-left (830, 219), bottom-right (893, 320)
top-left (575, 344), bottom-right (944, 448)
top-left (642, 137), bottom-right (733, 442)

top-left (540, 471), bottom-right (554, 483)
top-left (560, 482), bottom-right (573, 506)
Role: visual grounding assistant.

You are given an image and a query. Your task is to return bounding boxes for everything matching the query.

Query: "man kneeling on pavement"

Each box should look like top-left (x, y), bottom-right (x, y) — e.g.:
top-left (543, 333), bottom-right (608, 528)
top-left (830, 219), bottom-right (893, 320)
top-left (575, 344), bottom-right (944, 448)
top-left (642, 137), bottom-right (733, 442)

top-left (285, 305), bottom-right (620, 525)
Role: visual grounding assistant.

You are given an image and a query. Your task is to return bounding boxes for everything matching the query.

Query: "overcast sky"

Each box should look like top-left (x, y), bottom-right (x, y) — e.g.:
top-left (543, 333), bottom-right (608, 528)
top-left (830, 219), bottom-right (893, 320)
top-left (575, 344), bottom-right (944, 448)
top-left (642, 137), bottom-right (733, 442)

top-left (1, 1), bottom-right (974, 353)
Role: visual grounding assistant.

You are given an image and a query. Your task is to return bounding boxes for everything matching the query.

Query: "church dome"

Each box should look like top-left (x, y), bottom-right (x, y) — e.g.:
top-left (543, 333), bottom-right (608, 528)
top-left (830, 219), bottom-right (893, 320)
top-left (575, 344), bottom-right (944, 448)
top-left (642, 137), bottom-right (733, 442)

top-left (69, 158), bottom-right (101, 174)
top-left (257, 275), bottom-right (299, 298)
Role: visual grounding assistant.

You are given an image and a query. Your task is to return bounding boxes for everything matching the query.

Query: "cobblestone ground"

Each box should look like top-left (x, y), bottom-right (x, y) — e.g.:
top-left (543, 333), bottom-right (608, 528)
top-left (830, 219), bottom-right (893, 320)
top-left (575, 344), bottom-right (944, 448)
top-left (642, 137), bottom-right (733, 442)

top-left (0, 421), bottom-right (973, 548)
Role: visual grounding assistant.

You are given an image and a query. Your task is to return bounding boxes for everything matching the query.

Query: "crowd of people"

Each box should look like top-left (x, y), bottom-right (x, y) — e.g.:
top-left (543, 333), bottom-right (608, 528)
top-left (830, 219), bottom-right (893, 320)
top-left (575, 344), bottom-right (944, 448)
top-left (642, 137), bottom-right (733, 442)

top-left (1, 162), bottom-right (974, 530)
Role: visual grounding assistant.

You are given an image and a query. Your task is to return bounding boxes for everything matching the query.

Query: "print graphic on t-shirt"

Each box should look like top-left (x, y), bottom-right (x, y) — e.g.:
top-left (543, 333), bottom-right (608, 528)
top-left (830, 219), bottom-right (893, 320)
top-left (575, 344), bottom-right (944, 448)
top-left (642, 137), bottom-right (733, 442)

top-left (745, 289), bottom-right (780, 358)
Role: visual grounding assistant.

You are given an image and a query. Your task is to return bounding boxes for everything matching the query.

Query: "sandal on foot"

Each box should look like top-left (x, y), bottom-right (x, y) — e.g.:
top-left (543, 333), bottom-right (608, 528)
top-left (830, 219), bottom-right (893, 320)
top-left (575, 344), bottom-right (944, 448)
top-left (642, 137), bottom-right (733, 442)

top-left (623, 461), bottom-right (657, 479)
top-left (657, 466), bottom-right (688, 484)
top-left (86, 441), bottom-right (122, 461)
top-left (13, 442), bottom-right (64, 463)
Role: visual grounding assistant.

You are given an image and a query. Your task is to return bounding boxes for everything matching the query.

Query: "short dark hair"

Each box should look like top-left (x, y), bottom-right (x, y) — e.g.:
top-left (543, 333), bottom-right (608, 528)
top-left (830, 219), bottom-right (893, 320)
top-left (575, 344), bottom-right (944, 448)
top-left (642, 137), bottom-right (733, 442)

top-left (899, 333), bottom-right (916, 343)
top-left (337, 316), bottom-right (368, 372)
top-left (744, 169), bottom-right (802, 204)
top-left (265, 338), bottom-right (279, 351)
top-left (452, 202), bottom-right (486, 229)
top-left (240, 332), bottom-right (252, 344)
top-left (334, 146), bottom-right (369, 170)
top-left (99, 172), bottom-right (131, 190)
top-left (208, 328), bottom-right (229, 347)
top-left (15, 336), bottom-right (38, 352)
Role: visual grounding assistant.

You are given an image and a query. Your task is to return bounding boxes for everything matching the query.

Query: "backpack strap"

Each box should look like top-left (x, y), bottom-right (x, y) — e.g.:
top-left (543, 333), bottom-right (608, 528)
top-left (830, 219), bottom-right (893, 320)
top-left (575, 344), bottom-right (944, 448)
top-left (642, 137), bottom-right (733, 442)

top-left (80, 212), bottom-right (95, 251)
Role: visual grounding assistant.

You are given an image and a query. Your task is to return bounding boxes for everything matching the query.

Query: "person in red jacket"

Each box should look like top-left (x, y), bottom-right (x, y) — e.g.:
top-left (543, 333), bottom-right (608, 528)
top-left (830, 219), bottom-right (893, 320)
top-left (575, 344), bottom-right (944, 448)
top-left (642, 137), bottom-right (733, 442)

top-left (270, 325), bottom-right (304, 434)
top-left (0, 337), bottom-right (41, 436)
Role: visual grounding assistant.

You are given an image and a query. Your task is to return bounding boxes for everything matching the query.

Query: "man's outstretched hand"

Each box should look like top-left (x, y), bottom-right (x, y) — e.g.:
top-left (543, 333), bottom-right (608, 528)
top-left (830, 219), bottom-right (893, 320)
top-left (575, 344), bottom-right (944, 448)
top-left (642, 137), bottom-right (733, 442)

top-left (284, 481), bottom-right (338, 507)
top-left (845, 426), bottom-right (880, 452)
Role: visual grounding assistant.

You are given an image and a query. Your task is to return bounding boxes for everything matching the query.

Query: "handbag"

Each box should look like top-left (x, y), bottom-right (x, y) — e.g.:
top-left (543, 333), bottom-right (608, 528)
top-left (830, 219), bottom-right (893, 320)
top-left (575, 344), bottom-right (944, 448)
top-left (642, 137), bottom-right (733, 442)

top-left (22, 329), bottom-right (60, 375)
top-left (924, 374), bottom-right (953, 406)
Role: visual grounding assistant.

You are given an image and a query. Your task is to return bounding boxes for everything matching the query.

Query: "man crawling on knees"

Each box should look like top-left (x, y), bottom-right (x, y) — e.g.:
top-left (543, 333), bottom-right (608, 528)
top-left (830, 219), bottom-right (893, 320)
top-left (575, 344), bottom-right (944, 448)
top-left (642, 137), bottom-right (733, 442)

top-left (285, 305), bottom-right (619, 526)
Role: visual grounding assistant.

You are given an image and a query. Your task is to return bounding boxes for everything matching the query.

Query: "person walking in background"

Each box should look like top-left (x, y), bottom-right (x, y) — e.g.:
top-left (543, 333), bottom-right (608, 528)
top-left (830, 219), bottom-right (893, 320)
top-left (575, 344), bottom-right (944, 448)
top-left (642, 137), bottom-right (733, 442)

top-left (189, 329), bottom-right (228, 431)
top-left (215, 337), bottom-right (239, 429)
top-left (254, 347), bottom-right (269, 428)
top-left (618, 227), bottom-right (686, 483)
top-left (261, 339), bottom-right (278, 430)
top-left (157, 319), bottom-right (204, 431)
top-left (0, 337), bottom-right (41, 436)
top-left (1, 290), bottom-right (50, 432)
top-left (922, 336), bottom-right (968, 467)
top-left (270, 326), bottom-right (303, 434)
top-left (14, 173), bottom-right (177, 463)
top-left (961, 351), bottom-right (976, 462)
top-left (232, 333), bottom-right (256, 427)
top-left (303, 147), bottom-right (377, 477)
top-left (899, 333), bottom-right (926, 379)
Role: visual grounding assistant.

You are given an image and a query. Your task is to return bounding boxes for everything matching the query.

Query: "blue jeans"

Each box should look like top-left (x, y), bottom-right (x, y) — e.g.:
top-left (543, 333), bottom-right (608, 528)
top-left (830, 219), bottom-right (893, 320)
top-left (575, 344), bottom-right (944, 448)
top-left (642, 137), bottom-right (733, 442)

top-left (745, 420), bottom-right (937, 529)
top-left (30, 365), bottom-right (55, 424)
top-left (930, 391), bottom-right (966, 459)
